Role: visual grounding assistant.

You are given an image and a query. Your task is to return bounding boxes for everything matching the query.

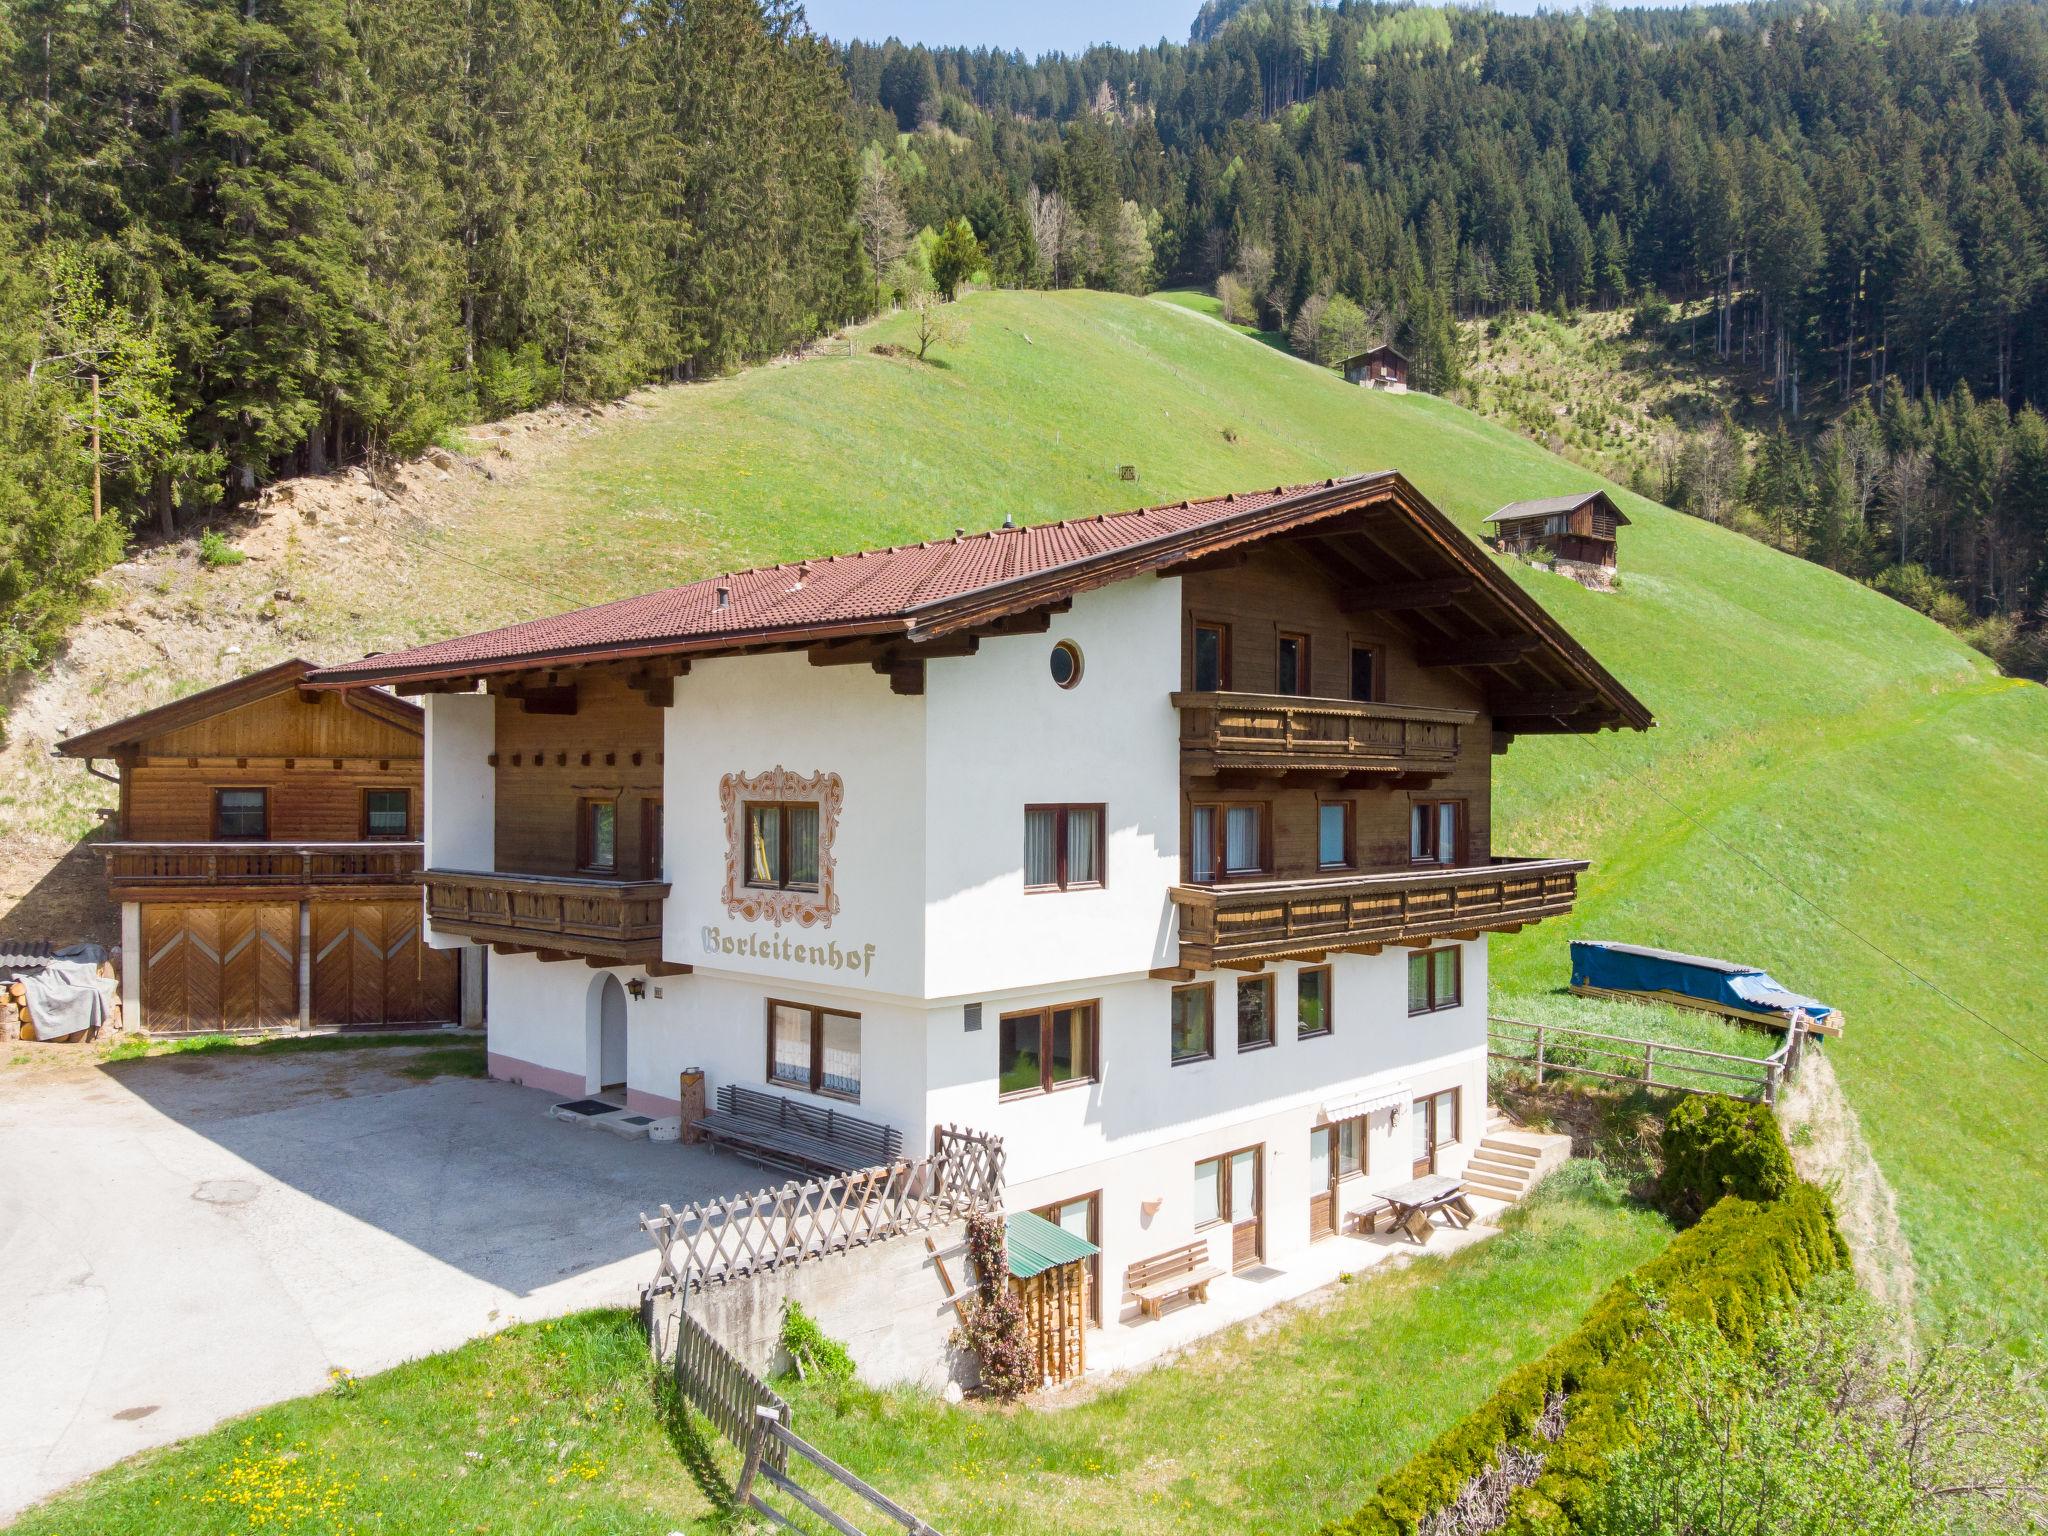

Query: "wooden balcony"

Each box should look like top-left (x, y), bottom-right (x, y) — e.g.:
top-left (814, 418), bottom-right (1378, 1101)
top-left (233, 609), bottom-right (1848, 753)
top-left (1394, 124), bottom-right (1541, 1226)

top-left (1172, 691), bottom-right (1473, 781)
top-left (1170, 857), bottom-right (1587, 969)
top-left (424, 868), bottom-right (669, 963)
top-left (102, 841), bottom-right (426, 899)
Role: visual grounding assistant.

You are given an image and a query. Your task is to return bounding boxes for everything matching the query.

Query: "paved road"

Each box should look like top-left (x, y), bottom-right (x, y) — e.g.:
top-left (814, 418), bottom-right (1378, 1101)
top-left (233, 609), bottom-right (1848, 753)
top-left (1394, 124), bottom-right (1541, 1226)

top-left (0, 1045), bottom-right (745, 1520)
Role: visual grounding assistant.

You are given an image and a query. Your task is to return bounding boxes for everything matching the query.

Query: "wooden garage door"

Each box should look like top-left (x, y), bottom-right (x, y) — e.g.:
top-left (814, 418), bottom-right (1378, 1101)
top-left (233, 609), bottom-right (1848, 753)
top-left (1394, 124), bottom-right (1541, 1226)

top-left (311, 900), bottom-right (459, 1027)
top-left (141, 904), bottom-right (297, 1034)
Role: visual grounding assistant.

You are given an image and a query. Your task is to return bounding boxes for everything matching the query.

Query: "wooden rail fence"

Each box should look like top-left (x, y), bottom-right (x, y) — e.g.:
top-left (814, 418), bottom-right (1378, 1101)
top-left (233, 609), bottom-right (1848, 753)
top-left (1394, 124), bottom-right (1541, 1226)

top-left (1488, 1015), bottom-right (1812, 1105)
top-left (642, 1124), bottom-right (1003, 1294)
top-left (738, 1404), bottom-right (945, 1536)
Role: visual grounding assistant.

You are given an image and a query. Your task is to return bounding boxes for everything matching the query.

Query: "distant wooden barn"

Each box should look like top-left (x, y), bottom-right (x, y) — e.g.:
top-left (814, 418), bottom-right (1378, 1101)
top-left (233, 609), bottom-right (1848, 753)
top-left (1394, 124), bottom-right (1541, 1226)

top-left (1484, 491), bottom-right (1631, 574)
top-left (1341, 344), bottom-right (1408, 392)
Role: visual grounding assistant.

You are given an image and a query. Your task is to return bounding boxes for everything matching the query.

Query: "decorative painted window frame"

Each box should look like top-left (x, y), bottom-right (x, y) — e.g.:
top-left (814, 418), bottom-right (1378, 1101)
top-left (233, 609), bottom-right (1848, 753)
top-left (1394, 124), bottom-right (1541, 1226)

top-left (719, 766), bottom-right (844, 928)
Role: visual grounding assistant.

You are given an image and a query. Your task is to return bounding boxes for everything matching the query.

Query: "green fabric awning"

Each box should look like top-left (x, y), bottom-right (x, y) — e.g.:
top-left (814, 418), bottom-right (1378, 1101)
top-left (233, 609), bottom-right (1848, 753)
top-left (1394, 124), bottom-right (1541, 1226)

top-left (1005, 1210), bottom-right (1098, 1279)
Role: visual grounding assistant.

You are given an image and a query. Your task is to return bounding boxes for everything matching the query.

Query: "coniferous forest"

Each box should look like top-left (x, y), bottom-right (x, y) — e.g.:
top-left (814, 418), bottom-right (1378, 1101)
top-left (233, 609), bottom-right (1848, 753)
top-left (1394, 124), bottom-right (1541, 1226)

top-left (5, 0), bottom-right (2048, 676)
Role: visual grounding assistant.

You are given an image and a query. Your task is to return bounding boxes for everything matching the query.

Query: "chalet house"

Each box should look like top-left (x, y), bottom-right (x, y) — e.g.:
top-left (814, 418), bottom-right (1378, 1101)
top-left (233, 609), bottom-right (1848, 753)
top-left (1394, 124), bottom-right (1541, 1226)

top-left (1341, 345), bottom-right (1408, 392)
top-left (308, 473), bottom-right (1649, 1321)
top-left (1484, 492), bottom-right (1631, 577)
top-left (56, 660), bottom-right (466, 1034)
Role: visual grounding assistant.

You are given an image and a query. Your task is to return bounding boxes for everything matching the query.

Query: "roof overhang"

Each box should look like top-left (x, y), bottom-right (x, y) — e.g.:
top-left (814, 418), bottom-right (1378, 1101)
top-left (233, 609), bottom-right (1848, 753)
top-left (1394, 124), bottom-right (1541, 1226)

top-left (56, 658), bottom-right (422, 758)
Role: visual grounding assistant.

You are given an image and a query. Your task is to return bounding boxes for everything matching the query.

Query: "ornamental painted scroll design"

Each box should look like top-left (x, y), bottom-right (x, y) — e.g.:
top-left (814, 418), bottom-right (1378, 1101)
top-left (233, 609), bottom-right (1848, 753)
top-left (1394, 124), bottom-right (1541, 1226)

top-left (718, 767), bottom-right (844, 929)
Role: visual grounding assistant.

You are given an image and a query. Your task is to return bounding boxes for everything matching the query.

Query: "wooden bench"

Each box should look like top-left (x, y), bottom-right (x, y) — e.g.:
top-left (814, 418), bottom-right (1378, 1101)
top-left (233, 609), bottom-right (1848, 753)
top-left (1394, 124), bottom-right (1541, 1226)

top-left (1123, 1241), bottom-right (1223, 1320)
top-left (693, 1083), bottom-right (903, 1176)
top-left (1345, 1198), bottom-right (1395, 1237)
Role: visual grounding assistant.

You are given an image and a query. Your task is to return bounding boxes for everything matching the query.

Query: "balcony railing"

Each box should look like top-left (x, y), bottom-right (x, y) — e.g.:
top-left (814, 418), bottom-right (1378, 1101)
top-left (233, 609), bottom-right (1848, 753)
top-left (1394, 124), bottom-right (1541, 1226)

top-left (424, 868), bottom-right (669, 962)
top-left (1172, 691), bottom-right (1473, 778)
top-left (1170, 857), bottom-right (1586, 968)
top-left (101, 841), bottom-right (425, 892)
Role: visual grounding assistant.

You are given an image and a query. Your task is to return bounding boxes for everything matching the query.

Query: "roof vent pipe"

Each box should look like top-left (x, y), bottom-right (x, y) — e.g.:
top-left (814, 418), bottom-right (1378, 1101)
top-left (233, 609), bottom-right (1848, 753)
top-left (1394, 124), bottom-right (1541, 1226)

top-left (1001, 513), bottom-right (1015, 529)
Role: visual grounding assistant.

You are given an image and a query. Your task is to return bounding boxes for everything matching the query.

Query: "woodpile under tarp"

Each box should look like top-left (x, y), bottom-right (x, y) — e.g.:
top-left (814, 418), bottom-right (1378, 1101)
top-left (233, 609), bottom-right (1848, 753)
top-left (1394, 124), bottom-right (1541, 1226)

top-left (0, 943), bottom-right (121, 1041)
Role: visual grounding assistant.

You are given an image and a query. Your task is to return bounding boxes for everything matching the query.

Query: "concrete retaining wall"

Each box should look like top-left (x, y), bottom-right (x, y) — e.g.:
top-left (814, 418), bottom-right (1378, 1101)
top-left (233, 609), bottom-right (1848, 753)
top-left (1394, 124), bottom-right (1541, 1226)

top-left (648, 1218), bottom-right (976, 1394)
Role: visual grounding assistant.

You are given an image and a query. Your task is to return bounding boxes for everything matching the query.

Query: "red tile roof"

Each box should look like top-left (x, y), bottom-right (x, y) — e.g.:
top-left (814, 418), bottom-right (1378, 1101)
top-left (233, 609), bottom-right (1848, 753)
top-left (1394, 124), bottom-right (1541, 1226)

top-left (313, 479), bottom-right (1366, 683)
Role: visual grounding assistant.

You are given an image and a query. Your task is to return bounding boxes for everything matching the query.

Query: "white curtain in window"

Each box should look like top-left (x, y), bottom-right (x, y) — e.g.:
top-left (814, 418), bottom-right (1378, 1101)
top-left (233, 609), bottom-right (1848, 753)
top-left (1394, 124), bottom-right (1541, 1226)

top-left (1229, 1149), bottom-right (1258, 1222)
top-left (1024, 808), bottom-right (1058, 886)
top-left (1411, 1099), bottom-right (1431, 1162)
top-left (821, 1012), bottom-right (861, 1098)
top-left (1436, 802), bottom-right (1458, 865)
top-left (1064, 808), bottom-right (1100, 884)
top-left (1189, 806), bottom-right (1216, 882)
top-left (1224, 806), bottom-right (1259, 873)
top-left (770, 1004), bottom-right (810, 1087)
top-left (786, 804), bottom-right (820, 886)
top-left (1410, 804), bottom-right (1429, 861)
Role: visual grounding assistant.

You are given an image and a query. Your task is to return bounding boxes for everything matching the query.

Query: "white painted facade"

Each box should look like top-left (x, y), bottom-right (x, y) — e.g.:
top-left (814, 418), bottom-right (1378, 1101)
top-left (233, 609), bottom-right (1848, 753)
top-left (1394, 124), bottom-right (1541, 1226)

top-left (453, 574), bottom-right (1490, 1323)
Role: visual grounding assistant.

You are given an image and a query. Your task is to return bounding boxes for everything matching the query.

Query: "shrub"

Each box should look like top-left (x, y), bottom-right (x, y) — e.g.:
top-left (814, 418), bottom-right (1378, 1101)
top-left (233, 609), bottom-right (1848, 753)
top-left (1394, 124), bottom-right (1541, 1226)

top-left (1323, 1185), bottom-right (1847, 1536)
top-left (197, 528), bottom-right (245, 568)
top-left (778, 1301), bottom-right (855, 1386)
top-left (1658, 1095), bottom-right (1796, 1225)
top-left (950, 1209), bottom-right (1036, 1401)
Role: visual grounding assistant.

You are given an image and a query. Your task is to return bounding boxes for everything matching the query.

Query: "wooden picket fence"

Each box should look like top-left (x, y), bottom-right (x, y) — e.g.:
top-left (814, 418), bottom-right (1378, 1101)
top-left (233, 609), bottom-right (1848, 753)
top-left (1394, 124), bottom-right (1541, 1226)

top-left (642, 1124), bottom-right (1003, 1294)
top-left (670, 1303), bottom-right (790, 1474)
top-left (1488, 1014), bottom-right (1813, 1105)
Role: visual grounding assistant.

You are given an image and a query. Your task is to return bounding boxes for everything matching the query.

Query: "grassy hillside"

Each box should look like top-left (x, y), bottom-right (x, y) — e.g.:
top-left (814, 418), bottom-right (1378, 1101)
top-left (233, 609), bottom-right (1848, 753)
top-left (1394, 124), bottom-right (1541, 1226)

top-left (24, 288), bottom-right (2048, 1335)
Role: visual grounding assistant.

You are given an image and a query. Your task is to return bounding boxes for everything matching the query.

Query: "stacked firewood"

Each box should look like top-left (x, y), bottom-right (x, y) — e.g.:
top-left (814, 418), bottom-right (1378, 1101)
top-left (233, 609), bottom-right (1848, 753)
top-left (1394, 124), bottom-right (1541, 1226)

top-left (0, 962), bottom-right (124, 1042)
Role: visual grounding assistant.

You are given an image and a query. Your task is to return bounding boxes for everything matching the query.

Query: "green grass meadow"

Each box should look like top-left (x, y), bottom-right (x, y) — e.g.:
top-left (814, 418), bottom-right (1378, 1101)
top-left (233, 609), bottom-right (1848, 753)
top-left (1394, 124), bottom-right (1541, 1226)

top-left (12, 1170), bottom-right (1666, 1536)
top-left (305, 287), bottom-right (2042, 1334)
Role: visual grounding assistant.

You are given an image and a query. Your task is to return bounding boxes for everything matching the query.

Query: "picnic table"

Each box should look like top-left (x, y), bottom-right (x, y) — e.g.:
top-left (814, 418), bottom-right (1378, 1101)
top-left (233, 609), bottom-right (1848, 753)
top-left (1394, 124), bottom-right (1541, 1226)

top-left (1379, 1174), bottom-right (1475, 1244)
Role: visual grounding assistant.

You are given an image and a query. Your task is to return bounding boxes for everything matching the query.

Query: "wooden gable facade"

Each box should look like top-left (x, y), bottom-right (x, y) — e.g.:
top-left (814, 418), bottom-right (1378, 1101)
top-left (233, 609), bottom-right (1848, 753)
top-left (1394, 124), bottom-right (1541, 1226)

top-left (57, 660), bottom-right (459, 1034)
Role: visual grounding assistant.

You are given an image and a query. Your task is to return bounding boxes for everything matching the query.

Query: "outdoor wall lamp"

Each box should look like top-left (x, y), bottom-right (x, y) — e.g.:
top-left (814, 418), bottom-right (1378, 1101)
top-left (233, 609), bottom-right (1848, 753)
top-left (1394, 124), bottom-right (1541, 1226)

top-left (626, 977), bottom-right (647, 1001)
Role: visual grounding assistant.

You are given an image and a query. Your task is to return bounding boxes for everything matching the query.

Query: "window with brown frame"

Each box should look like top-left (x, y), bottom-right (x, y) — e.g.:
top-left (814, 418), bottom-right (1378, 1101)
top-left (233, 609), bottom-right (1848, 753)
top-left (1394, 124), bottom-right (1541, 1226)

top-left (1276, 632), bottom-right (1311, 696)
top-left (999, 1000), bottom-right (1098, 1097)
top-left (1407, 946), bottom-right (1462, 1014)
top-left (1316, 799), bottom-right (1353, 870)
top-left (1170, 982), bottom-right (1213, 1064)
top-left (1236, 974), bottom-right (1274, 1051)
top-left (1297, 965), bottom-right (1332, 1038)
top-left (1024, 804), bottom-right (1104, 891)
top-left (1409, 799), bottom-right (1465, 866)
top-left (1313, 1113), bottom-right (1367, 1182)
top-left (1349, 644), bottom-right (1382, 703)
top-left (640, 798), bottom-right (664, 880)
top-left (1033, 1192), bottom-right (1103, 1325)
top-left (362, 788), bottom-right (410, 840)
top-left (746, 802), bottom-right (820, 890)
top-left (1187, 801), bottom-right (1267, 882)
top-left (1192, 621), bottom-right (1231, 692)
top-left (767, 999), bottom-right (861, 1100)
top-left (212, 787), bottom-right (268, 840)
top-left (577, 797), bottom-right (618, 873)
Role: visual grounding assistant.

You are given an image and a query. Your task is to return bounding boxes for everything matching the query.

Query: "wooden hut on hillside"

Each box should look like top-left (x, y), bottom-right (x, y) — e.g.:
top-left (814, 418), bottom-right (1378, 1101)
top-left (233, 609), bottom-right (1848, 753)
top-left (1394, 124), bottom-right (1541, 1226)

top-left (1485, 491), bottom-right (1631, 575)
top-left (1341, 344), bottom-right (1409, 392)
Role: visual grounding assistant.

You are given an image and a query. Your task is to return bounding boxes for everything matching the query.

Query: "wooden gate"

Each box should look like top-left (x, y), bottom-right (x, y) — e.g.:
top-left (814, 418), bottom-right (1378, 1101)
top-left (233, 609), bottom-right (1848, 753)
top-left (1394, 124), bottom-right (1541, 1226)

top-left (311, 900), bottom-right (458, 1026)
top-left (141, 903), bottom-right (297, 1034)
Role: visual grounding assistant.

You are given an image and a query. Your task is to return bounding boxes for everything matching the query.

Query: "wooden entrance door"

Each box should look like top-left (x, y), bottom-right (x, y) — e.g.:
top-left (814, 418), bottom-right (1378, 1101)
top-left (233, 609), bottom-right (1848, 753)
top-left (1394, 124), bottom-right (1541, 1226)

top-left (312, 900), bottom-right (459, 1027)
top-left (1308, 1125), bottom-right (1337, 1241)
top-left (141, 903), bottom-right (296, 1034)
top-left (1227, 1145), bottom-right (1263, 1269)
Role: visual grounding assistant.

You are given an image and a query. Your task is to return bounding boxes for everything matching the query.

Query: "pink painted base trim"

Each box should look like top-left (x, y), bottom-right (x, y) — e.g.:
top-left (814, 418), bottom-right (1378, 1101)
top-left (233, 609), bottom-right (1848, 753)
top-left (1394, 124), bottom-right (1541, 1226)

top-left (627, 1088), bottom-right (683, 1119)
top-left (488, 1051), bottom-right (586, 1100)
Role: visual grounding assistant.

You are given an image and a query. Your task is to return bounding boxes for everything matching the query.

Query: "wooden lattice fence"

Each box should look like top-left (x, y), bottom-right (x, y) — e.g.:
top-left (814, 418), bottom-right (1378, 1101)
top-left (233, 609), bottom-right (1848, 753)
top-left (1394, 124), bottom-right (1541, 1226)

top-left (642, 1124), bottom-right (1003, 1294)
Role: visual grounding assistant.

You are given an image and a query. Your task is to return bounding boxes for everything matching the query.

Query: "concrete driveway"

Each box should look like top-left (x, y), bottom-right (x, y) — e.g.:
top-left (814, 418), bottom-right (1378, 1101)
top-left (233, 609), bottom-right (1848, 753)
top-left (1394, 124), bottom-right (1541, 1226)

top-left (0, 1043), bottom-right (753, 1521)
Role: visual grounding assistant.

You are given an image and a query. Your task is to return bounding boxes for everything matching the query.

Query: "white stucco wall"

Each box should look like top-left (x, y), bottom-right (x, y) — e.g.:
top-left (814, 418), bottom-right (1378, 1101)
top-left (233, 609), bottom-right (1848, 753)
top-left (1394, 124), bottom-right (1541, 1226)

top-left (422, 691), bottom-right (495, 950)
top-left (662, 650), bottom-right (927, 999)
top-left (921, 578), bottom-right (1185, 997)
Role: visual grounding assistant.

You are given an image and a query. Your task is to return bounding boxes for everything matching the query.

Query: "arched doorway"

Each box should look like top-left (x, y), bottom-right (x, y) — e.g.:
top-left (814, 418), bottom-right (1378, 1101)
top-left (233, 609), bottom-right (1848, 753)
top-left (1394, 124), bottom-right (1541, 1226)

top-left (587, 973), bottom-right (628, 1097)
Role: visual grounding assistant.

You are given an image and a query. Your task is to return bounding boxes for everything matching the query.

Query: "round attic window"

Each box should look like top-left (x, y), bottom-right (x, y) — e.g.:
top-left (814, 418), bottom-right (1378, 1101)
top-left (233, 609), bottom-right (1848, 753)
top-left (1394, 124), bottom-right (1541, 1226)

top-left (1049, 640), bottom-right (1083, 689)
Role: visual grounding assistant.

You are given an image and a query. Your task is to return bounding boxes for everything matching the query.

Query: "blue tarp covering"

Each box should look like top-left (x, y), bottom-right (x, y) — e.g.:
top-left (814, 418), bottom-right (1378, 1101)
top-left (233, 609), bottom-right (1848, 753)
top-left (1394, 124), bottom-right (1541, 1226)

top-left (1571, 941), bottom-right (1835, 1023)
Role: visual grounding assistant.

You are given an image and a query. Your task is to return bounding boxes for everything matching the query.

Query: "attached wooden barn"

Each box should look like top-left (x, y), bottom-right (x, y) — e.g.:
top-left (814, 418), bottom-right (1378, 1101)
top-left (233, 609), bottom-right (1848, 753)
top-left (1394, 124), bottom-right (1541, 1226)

top-left (1484, 491), bottom-right (1631, 574)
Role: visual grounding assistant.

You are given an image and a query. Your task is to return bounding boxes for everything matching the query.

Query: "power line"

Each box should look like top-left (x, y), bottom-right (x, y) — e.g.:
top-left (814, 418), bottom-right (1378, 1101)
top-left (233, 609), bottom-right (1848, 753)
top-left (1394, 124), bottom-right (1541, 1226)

top-left (1639, 779), bottom-right (2048, 1071)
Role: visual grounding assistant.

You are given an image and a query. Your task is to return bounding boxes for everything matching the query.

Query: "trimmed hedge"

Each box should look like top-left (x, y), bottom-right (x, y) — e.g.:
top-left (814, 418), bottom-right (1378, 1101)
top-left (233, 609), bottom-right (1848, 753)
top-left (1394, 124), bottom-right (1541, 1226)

top-left (1321, 1184), bottom-right (1847, 1536)
top-left (1657, 1095), bottom-right (1797, 1226)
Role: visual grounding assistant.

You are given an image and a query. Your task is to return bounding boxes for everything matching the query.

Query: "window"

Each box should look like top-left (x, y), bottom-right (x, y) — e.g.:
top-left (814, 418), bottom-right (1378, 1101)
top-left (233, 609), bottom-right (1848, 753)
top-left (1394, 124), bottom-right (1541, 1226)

top-left (767, 1000), bottom-right (861, 1100)
top-left (1192, 622), bottom-right (1230, 692)
top-left (1336, 1115), bottom-right (1367, 1178)
top-left (1412, 1088), bottom-right (1459, 1170)
top-left (1236, 974), bottom-right (1274, 1051)
top-left (1349, 644), bottom-right (1380, 703)
top-left (1194, 1149), bottom-right (1260, 1230)
top-left (1410, 799), bottom-right (1464, 865)
top-left (213, 788), bottom-right (268, 840)
top-left (1049, 640), bottom-right (1083, 689)
top-left (999, 1001), bottom-right (1098, 1097)
top-left (1024, 805), bottom-right (1104, 891)
top-left (1317, 801), bottom-right (1352, 869)
top-left (640, 799), bottom-right (664, 880)
top-left (1297, 965), bottom-right (1332, 1038)
top-left (1276, 632), bottom-right (1310, 695)
top-left (1170, 982), bottom-right (1213, 1064)
top-left (1034, 1192), bottom-right (1102, 1325)
top-left (578, 798), bottom-right (618, 873)
top-left (361, 788), bottom-right (410, 839)
top-left (1188, 802), bottom-right (1266, 882)
top-left (1407, 946), bottom-right (1462, 1013)
top-left (747, 802), bottom-right (820, 890)
top-left (1193, 1155), bottom-right (1224, 1227)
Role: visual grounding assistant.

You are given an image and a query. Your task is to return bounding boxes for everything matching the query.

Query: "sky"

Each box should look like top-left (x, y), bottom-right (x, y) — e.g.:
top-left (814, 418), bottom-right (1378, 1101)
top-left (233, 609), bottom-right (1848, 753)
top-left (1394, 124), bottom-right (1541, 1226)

top-left (800, 0), bottom-right (1695, 55)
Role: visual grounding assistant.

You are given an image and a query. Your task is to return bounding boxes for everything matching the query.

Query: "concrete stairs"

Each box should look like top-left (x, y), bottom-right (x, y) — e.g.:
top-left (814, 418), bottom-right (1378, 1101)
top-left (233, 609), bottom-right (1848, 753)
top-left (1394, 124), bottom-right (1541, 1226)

top-left (1462, 1108), bottom-right (1573, 1204)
